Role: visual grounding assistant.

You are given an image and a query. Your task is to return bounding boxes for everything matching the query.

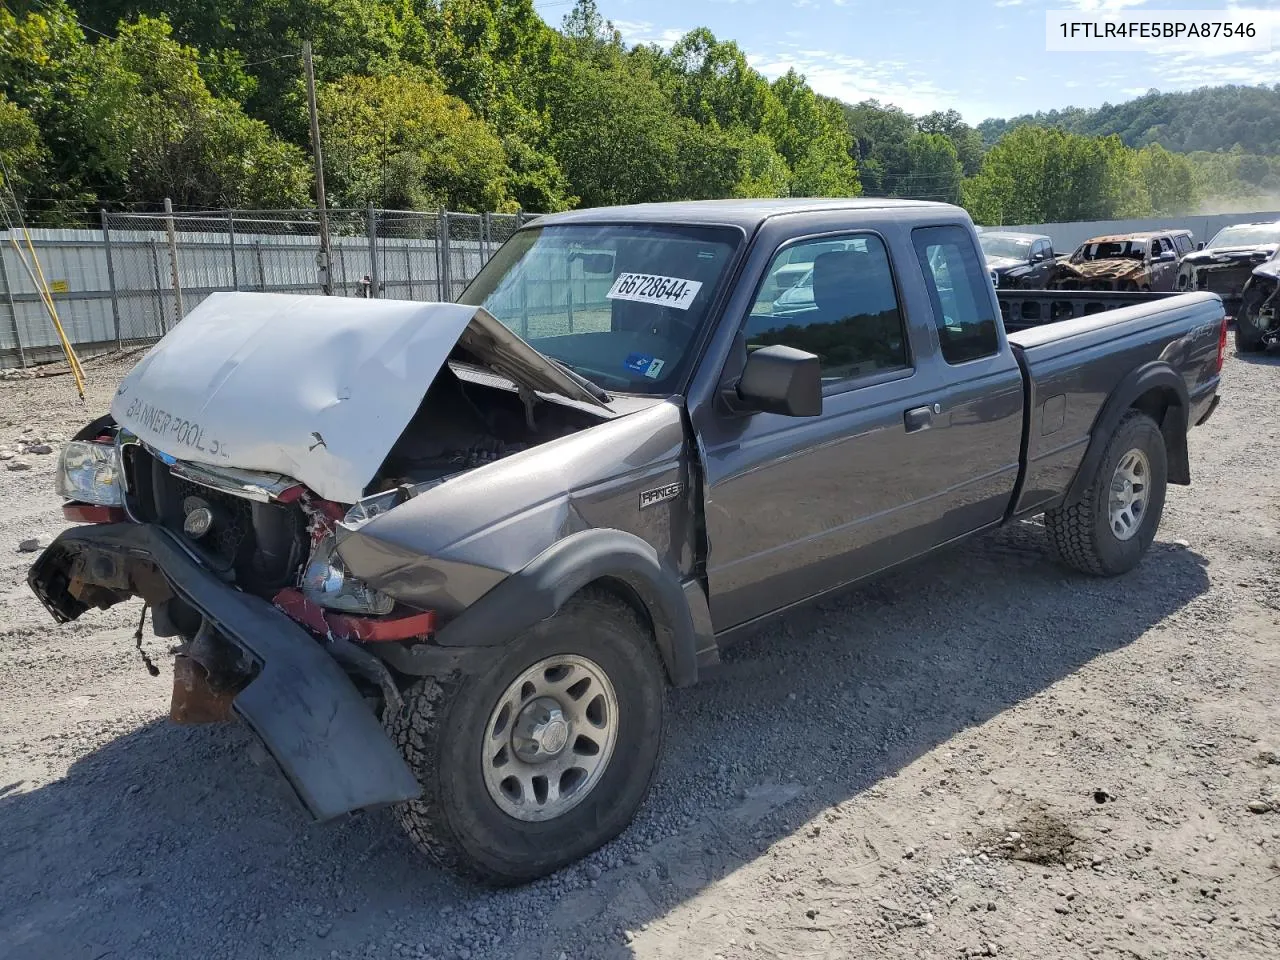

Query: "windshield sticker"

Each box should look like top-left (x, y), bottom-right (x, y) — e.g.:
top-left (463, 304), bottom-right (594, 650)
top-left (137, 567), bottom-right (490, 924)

top-left (643, 358), bottom-right (665, 379)
top-left (623, 353), bottom-right (654, 373)
top-left (606, 272), bottom-right (703, 311)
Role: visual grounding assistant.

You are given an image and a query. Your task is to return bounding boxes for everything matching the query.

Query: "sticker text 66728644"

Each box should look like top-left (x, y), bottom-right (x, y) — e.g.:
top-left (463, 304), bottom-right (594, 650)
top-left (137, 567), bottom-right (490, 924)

top-left (606, 273), bottom-right (703, 311)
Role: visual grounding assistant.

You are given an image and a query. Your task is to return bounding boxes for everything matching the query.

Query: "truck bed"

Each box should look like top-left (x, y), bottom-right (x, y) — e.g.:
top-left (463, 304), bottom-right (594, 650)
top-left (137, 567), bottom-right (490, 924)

top-left (1000, 290), bottom-right (1225, 519)
top-left (997, 289), bottom-right (1184, 332)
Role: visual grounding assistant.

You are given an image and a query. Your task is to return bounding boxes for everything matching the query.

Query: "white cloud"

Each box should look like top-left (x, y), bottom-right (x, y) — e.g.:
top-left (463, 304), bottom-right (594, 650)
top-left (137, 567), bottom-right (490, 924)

top-left (612, 19), bottom-right (685, 49)
top-left (1011, 0), bottom-right (1152, 7)
top-left (749, 47), bottom-right (964, 116)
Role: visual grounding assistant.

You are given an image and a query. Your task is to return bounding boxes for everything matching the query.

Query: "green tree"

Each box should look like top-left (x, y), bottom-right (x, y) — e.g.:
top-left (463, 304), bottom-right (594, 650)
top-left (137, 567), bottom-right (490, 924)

top-left (318, 72), bottom-right (515, 211)
top-left (916, 109), bottom-right (984, 178)
top-left (905, 132), bottom-right (962, 203)
top-left (665, 28), bottom-right (774, 132)
top-left (766, 73), bottom-right (859, 196)
top-left (77, 16), bottom-right (311, 208)
top-left (0, 93), bottom-right (48, 206)
top-left (544, 54), bottom-right (680, 207)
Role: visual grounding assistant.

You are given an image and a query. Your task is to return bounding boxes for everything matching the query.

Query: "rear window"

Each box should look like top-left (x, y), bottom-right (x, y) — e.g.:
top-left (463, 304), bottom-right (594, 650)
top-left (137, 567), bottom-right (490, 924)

top-left (1076, 240), bottom-right (1147, 261)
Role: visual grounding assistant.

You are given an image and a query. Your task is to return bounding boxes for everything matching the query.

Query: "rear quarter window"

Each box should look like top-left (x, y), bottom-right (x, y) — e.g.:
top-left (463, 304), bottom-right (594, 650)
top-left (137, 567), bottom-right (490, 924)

top-left (911, 225), bottom-right (1000, 365)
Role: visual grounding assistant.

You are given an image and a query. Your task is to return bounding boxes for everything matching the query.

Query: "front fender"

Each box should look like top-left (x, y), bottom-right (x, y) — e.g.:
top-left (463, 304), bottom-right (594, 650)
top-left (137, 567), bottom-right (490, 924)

top-left (433, 528), bottom-right (703, 688)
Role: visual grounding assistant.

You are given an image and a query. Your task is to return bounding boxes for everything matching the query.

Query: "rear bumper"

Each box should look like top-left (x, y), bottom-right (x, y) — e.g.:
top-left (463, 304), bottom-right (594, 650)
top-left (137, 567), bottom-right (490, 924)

top-left (27, 522), bottom-right (422, 821)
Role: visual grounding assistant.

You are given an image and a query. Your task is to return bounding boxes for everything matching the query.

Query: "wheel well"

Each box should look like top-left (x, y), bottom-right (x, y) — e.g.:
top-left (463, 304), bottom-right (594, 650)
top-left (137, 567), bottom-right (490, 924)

top-left (572, 576), bottom-right (674, 685)
top-left (1130, 386), bottom-right (1189, 485)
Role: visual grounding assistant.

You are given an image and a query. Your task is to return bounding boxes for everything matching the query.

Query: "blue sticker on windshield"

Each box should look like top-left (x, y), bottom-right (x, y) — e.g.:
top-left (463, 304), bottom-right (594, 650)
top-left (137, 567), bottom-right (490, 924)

top-left (623, 353), bottom-right (654, 374)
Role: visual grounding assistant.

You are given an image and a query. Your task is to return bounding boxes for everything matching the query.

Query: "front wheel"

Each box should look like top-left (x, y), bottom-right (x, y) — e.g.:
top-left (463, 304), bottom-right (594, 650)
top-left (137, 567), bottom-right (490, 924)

top-left (1043, 411), bottom-right (1168, 577)
top-left (385, 589), bottom-right (667, 885)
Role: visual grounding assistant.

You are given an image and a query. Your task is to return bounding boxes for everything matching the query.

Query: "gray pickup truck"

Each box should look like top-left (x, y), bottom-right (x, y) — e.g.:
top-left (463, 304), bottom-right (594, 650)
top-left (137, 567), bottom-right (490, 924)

top-left (28, 199), bottom-right (1226, 885)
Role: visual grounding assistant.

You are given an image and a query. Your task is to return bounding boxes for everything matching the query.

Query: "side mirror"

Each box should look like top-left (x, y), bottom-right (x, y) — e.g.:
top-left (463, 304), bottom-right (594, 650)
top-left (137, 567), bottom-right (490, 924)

top-left (728, 344), bottom-right (822, 417)
top-left (1195, 241), bottom-right (1205, 251)
top-left (1157, 249), bottom-right (1176, 262)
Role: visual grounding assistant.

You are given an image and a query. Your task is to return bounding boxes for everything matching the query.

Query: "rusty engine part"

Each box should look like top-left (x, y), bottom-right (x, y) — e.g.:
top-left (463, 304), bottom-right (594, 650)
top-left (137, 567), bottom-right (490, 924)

top-left (169, 619), bottom-right (253, 724)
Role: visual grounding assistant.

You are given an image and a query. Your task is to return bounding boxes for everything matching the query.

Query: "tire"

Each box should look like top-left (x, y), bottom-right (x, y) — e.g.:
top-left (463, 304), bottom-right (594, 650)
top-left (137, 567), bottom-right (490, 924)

top-left (1235, 325), bottom-right (1266, 353)
top-left (1043, 410), bottom-right (1168, 577)
top-left (384, 588), bottom-right (667, 885)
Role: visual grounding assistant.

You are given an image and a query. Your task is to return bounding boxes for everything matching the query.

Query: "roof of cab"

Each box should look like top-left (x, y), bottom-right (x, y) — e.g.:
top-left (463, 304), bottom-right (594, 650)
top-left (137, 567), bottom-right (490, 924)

top-left (979, 230), bottom-right (1050, 241)
top-left (526, 197), bottom-right (958, 230)
top-left (1085, 229), bottom-right (1193, 242)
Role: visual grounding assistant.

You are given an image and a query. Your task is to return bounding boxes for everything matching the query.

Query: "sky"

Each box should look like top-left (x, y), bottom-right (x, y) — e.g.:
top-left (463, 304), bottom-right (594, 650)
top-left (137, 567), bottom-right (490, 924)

top-left (537, 0), bottom-right (1280, 124)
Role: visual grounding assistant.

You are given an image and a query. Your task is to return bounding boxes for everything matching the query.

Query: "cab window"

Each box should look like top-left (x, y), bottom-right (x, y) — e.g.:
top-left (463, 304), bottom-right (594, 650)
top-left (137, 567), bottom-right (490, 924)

top-left (744, 233), bottom-right (909, 383)
top-left (911, 225), bottom-right (1000, 365)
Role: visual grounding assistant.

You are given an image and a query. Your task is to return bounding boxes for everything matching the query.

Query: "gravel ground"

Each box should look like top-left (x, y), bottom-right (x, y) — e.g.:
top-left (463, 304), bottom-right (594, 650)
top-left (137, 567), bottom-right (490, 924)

top-left (1, 348), bottom-right (1278, 960)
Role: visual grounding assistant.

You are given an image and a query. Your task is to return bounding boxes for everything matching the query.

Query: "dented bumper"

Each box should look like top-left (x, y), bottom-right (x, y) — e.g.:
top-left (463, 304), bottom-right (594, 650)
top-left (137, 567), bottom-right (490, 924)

top-left (27, 522), bottom-right (422, 821)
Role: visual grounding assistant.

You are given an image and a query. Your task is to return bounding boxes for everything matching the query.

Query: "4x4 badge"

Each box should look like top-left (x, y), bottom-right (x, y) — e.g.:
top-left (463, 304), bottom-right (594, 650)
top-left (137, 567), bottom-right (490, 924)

top-left (639, 482), bottom-right (683, 509)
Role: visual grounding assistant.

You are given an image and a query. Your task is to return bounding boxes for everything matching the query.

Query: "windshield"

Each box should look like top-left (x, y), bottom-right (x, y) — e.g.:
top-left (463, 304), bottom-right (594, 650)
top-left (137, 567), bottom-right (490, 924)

top-left (1075, 240), bottom-right (1147, 262)
top-left (458, 223), bottom-right (741, 394)
top-left (1205, 223), bottom-right (1280, 249)
top-left (979, 235), bottom-right (1033, 260)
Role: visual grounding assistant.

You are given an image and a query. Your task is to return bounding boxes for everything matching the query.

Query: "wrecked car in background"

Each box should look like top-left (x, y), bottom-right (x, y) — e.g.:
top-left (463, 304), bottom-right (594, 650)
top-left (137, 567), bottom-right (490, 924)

top-left (1177, 220), bottom-right (1280, 317)
top-left (1048, 229), bottom-right (1194, 291)
top-left (978, 231), bottom-right (1057, 288)
top-left (1234, 246), bottom-right (1280, 352)
top-left (28, 199), bottom-right (1226, 887)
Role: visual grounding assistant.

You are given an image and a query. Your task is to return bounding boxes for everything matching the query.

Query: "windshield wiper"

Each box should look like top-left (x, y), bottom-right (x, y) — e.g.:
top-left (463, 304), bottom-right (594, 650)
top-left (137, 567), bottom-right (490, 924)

top-left (545, 357), bottom-right (611, 403)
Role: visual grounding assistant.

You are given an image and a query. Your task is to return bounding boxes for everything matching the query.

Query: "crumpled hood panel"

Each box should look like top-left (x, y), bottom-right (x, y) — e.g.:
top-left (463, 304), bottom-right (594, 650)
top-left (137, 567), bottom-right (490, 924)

top-left (1056, 258), bottom-right (1149, 281)
top-left (110, 292), bottom-right (485, 504)
top-left (985, 256), bottom-right (1024, 272)
top-left (1183, 245), bottom-right (1278, 267)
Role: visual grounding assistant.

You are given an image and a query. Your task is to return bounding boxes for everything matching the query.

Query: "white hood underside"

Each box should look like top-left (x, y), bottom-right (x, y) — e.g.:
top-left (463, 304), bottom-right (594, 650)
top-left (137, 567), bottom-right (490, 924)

top-left (109, 292), bottom-right (602, 504)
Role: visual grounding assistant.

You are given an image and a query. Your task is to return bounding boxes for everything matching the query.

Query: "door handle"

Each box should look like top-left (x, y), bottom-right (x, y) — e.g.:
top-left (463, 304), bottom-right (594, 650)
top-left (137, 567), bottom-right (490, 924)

top-left (904, 405), bottom-right (933, 432)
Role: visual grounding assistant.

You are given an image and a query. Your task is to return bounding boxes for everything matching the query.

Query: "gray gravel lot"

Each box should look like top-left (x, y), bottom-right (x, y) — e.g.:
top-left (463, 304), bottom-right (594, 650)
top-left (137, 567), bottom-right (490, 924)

top-left (1, 348), bottom-right (1278, 960)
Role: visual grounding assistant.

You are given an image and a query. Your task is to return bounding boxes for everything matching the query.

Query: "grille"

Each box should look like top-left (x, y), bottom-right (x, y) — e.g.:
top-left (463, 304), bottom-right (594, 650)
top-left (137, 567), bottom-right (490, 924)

top-left (166, 477), bottom-right (255, 574)
top-left (1199, 266), bottom-right (1254, 295)
top-left (122, 444), bottom-right (308, 593)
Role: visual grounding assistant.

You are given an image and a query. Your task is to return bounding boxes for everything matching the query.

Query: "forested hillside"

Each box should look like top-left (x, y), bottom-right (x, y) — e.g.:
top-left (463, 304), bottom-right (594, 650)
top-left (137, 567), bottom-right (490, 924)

top-left (978, 85), bottom-right (1280, 155)
top-left (1, 0), bottom-right (1276, 225)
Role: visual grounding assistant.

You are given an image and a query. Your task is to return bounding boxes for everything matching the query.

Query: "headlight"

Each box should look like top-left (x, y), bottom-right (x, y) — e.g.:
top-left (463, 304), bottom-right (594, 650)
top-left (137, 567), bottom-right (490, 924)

top-left (56, 441), bottom-right (124, 505)
top-left (301, 534), bottom-right (394, 615)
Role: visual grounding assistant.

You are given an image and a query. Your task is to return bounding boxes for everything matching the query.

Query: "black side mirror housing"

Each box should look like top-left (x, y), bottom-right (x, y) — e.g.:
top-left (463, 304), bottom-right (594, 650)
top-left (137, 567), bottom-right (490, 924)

top-left (1195, 241), bottom-right (1205, 251)
top-left (727, 344), bottom-right (823, 417)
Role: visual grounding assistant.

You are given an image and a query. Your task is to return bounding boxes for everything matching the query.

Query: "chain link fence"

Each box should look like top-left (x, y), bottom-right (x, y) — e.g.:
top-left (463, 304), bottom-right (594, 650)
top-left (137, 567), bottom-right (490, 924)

top-left (1, 206), bottom-right (527, 368)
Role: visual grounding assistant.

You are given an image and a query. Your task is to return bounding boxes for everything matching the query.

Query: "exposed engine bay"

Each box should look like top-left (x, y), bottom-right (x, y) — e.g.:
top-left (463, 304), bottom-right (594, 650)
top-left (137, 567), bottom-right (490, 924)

top-left (369, 362), bottom-right (597, 492)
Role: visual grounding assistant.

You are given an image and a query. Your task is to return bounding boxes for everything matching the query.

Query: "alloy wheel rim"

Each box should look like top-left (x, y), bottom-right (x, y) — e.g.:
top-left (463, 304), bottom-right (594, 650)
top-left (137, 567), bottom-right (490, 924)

top-left (1108, 447), bottom-right (1151, 542)
top-left (480, 654), bottom-right (619, 822)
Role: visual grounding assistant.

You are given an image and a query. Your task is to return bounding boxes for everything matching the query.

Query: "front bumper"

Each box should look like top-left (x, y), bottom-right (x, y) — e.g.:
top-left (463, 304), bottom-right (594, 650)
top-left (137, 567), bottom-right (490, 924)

top-left (28, 522), bottom-right (422, 821)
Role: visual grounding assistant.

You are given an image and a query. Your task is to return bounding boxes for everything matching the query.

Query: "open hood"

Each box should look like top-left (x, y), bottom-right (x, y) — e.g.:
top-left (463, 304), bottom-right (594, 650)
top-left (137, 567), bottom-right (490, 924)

top-left (109, 292), bottom-right (606, 504)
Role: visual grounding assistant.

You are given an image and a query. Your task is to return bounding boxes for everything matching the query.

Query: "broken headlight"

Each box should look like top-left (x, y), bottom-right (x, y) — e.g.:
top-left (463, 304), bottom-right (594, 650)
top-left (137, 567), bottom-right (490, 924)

top-left (55, 441), bottom-right (124, 506)
top-left (301, 534), bottom-right (395, 615)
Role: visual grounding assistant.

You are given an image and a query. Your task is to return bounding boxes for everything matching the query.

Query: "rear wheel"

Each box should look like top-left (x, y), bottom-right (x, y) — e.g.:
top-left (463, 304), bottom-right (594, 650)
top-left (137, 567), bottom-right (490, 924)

top-left (1043, 411), bottom-right (1168, 577)
top-left (384, 589), bottom-right (667, 885)
top-left (1235, 325), bottom-right (1266, 353)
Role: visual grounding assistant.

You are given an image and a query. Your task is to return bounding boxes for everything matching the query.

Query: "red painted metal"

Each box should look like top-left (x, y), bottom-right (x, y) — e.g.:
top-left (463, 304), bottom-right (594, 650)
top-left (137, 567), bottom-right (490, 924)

top-left (272, 587), bottom-right (436, 643)
top-left (62, 503), bottom-right (127, 524)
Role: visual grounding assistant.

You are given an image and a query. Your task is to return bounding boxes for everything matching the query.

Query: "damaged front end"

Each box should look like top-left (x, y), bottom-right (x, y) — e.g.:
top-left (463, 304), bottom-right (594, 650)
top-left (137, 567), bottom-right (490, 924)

top-left (1235, 256), bottom-right (1280, 351)
top-left (1047, 258), bottom-right (1154, 292)
top-left (28, 520), bottom-right (423, 820)
top-left (26, 291), bottom-right (626, 821)
top-left (1179, 248), bottom-right (1277, 315)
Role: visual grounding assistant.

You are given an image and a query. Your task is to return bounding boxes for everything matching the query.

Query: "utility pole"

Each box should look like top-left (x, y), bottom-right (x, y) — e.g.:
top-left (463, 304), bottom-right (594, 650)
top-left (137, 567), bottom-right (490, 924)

top-left (303, 41), bottom-right (333, 295)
